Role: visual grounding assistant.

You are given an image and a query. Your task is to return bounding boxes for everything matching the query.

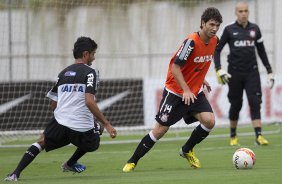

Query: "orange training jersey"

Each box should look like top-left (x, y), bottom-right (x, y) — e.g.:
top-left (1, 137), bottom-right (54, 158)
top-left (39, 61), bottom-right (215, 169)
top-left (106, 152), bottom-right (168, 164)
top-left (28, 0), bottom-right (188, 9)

top-left (165, 32), bottom-right (218, 96)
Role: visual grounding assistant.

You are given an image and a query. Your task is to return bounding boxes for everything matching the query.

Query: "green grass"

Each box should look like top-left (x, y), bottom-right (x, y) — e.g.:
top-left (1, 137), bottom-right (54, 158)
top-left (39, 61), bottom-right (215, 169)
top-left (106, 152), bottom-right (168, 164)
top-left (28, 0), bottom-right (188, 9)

top-left (1, 124), bottom-right (282, 184)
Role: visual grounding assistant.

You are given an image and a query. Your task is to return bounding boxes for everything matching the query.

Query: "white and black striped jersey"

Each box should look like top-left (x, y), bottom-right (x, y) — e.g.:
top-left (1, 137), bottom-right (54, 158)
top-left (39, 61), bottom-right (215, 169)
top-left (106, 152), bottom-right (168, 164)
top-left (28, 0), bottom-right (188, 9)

top-left (214, 21), bottom-right (272, 73)
top-left (47, 63), bottom-right (99, 132)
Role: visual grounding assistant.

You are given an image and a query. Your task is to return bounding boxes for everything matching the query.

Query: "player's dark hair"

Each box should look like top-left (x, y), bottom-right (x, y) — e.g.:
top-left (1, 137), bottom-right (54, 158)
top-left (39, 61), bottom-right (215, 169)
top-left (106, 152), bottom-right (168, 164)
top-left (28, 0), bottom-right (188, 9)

top-left (73, 36), bottom-right (98, 59)
top-left (200, 7), bottom-right (222, 29)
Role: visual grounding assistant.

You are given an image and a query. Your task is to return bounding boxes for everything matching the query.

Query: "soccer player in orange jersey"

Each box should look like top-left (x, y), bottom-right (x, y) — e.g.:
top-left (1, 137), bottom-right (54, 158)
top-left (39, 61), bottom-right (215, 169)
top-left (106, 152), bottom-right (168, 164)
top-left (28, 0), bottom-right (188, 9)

top-left (123, 7), bottom-right (222, 172)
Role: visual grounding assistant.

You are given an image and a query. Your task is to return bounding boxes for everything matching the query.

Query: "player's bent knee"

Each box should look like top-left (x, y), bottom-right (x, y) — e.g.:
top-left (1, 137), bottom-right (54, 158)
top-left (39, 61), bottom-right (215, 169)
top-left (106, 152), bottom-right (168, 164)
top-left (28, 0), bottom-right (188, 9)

top-left (198, 112), bottom-right (215, 129)
top-left (229, 99), bottom-right (243, 113)
top-left (205, 119), bottom-right (215, 129)
top-left (86, 144), bottom-right (100, 152)
top-left (82, 134), bottom-right (101, 152)
top-left (248, 93), bottom-right (261, 108)
top-left (152, 122), bottom-right (169, 140)
top-left (152, 129), bottom-right (167, 140)
top-left (37, 134), bottom-right (45, 149)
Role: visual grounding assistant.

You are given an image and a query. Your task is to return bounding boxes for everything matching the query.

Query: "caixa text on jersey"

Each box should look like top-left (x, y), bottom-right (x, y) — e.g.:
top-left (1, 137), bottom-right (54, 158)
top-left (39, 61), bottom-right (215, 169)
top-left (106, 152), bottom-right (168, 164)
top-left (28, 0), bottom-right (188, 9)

top-left (193, 55), bottom-right (213, 63)
top-left (60, 84), bottom-right (84, 92)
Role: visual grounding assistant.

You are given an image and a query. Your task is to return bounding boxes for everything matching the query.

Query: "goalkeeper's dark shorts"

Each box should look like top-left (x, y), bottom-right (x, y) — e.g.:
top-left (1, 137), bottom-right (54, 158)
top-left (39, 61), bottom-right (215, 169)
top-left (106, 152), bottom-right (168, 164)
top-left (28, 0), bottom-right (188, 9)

top-left (227, 65), bottom-right (262, 120)
top-left (44, 117), bottom-right (100, 152)
top-left (155, 89), bottom-right (213, 126)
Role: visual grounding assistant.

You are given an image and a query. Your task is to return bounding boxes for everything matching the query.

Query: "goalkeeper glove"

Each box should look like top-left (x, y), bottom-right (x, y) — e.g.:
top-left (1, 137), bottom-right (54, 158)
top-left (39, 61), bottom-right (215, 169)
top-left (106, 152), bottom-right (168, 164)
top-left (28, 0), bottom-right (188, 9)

top-left (216, 69), bottom-right (231, 85)
top-left (267, 73), bottom-right (274, 89)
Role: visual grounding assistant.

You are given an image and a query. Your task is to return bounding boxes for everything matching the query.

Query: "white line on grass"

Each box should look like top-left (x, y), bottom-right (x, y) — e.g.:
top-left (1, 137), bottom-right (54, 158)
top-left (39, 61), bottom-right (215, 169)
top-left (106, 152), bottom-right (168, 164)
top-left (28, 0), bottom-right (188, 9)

top-left (0, 129), bottom-right (280, 148)
top-left (100, 129), bottom-right (281, 145)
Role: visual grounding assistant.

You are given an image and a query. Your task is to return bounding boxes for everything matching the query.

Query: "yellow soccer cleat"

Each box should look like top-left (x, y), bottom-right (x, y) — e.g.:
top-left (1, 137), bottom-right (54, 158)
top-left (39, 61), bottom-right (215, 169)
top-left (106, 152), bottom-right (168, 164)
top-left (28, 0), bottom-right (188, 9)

top-left (256, 135), bottom-right (269, 145)
top-left (122, 163), bottom-right (136, 172)
top-left (179, 149), bottom-right (201, 168)
top-left (230, 136), bottom-right (240, 146)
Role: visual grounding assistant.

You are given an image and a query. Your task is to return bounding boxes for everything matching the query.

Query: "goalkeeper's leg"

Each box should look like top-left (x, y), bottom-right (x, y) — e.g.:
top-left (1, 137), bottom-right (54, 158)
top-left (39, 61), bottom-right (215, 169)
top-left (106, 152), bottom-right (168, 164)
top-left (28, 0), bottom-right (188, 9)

top-left (228, 78), bottom-right (244, 146)
top-left (245, 78), bottom-right (269, 145)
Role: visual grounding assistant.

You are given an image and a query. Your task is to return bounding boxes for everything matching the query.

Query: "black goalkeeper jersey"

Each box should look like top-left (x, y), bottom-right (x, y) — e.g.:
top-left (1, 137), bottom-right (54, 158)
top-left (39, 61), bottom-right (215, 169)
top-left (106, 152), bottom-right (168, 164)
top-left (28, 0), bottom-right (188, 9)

top-left (47, 63), bottom-right (99, 132)
top-left (214, 21), bottom-right (272, 73)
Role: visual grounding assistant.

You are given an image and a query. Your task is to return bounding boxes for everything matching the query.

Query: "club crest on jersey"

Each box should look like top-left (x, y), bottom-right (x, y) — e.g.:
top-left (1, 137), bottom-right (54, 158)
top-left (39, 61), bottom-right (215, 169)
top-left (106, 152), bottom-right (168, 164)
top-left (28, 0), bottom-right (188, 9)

top-left (61, 84), bottom-right (84, 92)
top-left (194, 55), bottom-right (213, 63)
top-left (249, 30), bottom-right (256, 38)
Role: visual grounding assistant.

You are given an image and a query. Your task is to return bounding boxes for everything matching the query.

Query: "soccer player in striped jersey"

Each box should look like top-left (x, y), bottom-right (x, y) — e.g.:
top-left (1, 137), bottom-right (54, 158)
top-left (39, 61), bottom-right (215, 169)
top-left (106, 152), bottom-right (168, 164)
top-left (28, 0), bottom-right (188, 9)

top-left (123, 7), bottom-right (222, 172)
top-left (5, 37), bottom-right (117, 181)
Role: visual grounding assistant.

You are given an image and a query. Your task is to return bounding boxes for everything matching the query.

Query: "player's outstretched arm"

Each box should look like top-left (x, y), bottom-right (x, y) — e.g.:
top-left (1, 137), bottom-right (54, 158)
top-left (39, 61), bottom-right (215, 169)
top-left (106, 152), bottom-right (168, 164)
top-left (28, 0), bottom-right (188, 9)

top-left (256, 40), bottom-right (274, 89)
top-left (85, 93), bottom-right (117, 138)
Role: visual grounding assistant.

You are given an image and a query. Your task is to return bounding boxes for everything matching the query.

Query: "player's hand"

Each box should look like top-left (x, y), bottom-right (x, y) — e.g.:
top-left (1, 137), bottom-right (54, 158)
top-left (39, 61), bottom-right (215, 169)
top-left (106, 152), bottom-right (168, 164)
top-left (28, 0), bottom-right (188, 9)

top-left (95, 122), bottom-right (104, 135)
top-left (104, 123), bottom-right (117, 138)
top-left (267, 73), bottom-right (275, 89)
top-left (203, 80), bottom-right (211, 93)
top-left (216, 69), bottom-right (231, 85)
top-left (182, 89), bottom-right (197, 106)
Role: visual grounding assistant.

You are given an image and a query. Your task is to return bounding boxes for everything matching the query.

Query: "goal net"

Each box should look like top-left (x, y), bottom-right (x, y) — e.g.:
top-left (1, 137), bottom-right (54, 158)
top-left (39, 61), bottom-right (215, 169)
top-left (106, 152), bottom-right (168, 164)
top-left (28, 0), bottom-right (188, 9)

top-left (0, 0), bottom-right (280, 145)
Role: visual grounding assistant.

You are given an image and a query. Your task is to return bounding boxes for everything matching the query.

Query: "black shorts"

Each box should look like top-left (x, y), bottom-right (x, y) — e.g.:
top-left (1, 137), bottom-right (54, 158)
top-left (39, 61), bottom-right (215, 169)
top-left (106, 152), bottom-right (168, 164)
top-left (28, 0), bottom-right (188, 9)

top-left (155, 89), bottom-right (213, 126)
top-left (44, 117), bottom-right (100, 152)
top-left (227, 66), bottom-right (262, 120)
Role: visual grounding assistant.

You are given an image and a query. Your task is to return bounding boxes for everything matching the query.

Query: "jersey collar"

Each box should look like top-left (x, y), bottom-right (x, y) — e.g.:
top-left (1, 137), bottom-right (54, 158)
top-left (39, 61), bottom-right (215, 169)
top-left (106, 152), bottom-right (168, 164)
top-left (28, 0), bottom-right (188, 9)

top-left (235, 20), bottom-right (250, 28)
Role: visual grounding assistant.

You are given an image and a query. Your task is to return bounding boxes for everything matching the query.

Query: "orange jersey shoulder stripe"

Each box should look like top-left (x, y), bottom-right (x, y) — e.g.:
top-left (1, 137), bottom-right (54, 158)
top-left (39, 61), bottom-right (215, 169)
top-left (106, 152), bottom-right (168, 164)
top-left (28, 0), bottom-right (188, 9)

top-left (165, 32), bottom-right (218, 95)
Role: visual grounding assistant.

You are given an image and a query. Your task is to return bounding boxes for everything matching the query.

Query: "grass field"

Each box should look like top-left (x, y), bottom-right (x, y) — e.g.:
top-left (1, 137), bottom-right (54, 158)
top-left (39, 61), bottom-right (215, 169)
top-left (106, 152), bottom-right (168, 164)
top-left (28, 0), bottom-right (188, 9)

top-left (1, 124), bottom-right (282, 184)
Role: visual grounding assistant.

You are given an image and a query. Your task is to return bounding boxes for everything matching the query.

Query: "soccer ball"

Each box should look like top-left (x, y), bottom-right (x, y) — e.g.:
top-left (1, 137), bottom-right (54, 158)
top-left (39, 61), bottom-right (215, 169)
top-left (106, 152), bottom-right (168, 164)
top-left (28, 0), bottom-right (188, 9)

top-left (232, 148), bottom-right (256, 169)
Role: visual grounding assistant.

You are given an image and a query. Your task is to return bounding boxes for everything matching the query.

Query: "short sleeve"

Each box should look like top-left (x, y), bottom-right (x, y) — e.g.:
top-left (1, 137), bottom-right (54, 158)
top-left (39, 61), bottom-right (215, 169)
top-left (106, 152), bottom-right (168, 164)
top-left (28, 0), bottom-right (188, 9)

top-left (85, 70), bottom-right (98, 94)
top-left (174, 39), bottom-right (195, 66)
top-left (46, 78), bottom-right (59, 101)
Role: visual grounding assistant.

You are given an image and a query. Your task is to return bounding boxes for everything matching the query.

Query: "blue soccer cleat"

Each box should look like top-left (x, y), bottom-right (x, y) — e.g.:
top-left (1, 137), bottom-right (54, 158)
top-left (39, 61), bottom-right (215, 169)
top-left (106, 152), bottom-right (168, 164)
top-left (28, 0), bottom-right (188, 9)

top-left (61, 162), bottom-right (86, 173)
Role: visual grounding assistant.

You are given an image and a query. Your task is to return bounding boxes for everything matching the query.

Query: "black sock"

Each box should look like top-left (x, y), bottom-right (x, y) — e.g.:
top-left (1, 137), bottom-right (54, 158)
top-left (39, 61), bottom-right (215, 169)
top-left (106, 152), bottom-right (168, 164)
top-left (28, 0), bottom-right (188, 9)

top-left (230, 128), bottom-right (237, 137)
top-left (13, 144), bottom-right (41, 177)
top-left (67, 148), bottom-right (87, 166)
top-left (182, 125), bottom-right (210, 153)
top-left (128, 134), bottom-right (156, 164)
top-left (254, 127), bottom-right (262, 138)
